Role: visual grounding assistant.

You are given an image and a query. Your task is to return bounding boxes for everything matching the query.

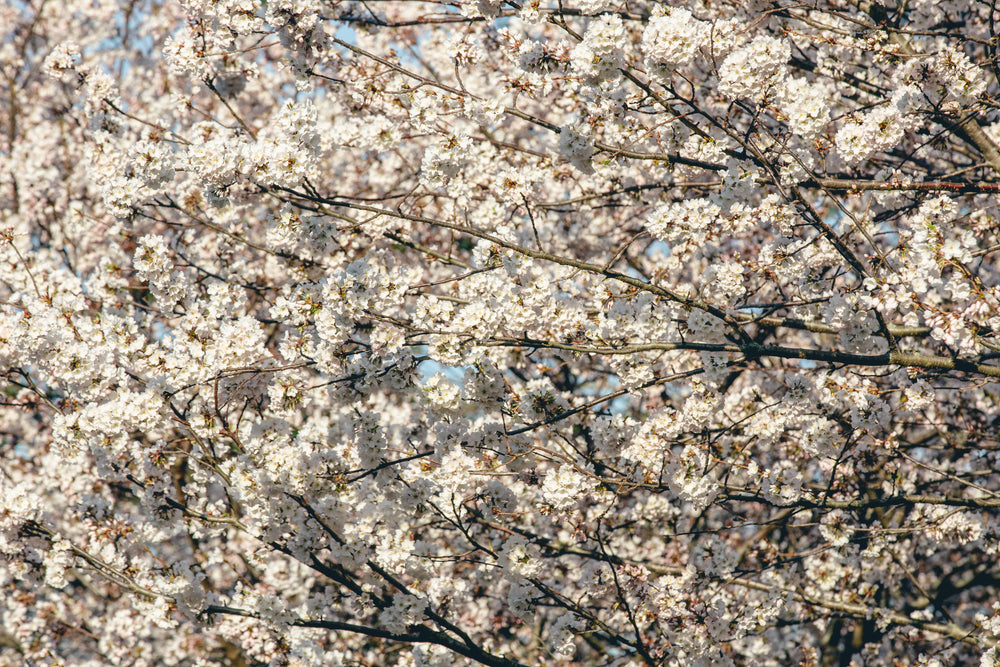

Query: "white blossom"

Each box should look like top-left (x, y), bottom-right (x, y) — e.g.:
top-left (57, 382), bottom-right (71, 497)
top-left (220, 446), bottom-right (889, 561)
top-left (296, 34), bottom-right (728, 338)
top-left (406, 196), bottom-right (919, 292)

top-left (718, 35), bottom-right (790, 102)
top-left (5, 2), bottom-right (1000, 665)
top-left (571, 15), bottom-right (627, 81)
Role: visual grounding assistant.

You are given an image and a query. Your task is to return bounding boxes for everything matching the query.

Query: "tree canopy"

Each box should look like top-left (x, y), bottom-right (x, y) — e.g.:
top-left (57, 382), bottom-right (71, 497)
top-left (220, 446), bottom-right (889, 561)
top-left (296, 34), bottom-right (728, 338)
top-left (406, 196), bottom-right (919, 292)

top-left (2, 0), bottom-right (1000, 665)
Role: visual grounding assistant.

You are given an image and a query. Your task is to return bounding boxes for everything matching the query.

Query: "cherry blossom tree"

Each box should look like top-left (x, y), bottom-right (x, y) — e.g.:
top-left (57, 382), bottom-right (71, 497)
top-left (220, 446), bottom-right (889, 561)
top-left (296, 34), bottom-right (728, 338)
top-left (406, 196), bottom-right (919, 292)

top-left (3, 0), bottom-right (1000, 665)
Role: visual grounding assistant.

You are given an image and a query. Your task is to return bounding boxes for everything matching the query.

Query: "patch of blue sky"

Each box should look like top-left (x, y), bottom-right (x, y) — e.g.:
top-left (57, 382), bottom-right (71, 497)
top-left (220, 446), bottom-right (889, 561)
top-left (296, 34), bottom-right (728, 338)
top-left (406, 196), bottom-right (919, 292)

top-left (413, 345), bottom-right (469, 385)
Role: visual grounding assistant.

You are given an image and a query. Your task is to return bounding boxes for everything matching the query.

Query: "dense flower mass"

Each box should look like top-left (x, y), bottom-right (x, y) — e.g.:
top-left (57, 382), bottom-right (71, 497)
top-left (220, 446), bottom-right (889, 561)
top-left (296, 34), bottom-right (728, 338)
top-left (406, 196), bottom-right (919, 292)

top-left (2, 1), bottom-right (1000, 666)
